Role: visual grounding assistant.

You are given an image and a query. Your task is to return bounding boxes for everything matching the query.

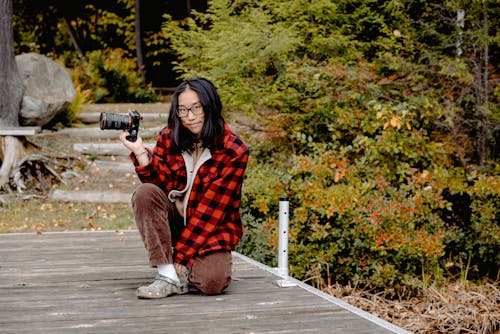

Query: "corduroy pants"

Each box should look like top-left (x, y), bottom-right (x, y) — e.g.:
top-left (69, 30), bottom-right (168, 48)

top-left (132, 183), bottom-right (232, 295)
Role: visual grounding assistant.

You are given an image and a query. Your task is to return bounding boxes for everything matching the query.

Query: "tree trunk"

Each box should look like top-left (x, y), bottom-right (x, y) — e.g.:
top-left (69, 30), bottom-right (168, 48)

top-left (0, 0), bottom-right (27, 190)
top-left (62, 16), bottom-right (87, 63)
top-left (134, 0), bottom-right (146, 82)
top-left (474, 1), bottom-right (491, 165)
top-left (0, 136), bottom-right (25, 187)
top-left (456, 8), bottom-right (465, 59)
top-left (0, 0), bottom-right (23, 127)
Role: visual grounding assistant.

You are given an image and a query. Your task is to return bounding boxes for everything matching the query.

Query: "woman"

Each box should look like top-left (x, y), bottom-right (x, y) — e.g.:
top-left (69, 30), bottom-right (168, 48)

top-left (119, 77), bottom-right (249, 299)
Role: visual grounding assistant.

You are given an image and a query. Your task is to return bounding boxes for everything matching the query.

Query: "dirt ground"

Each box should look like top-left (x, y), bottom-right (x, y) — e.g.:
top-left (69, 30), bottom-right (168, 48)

top-left (0, 104), bottom-right (173, 233)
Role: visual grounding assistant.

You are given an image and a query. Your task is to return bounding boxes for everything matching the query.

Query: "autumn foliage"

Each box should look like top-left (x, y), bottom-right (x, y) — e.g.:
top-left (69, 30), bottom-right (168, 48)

top-left (236, 58), bottom-right (499, 298)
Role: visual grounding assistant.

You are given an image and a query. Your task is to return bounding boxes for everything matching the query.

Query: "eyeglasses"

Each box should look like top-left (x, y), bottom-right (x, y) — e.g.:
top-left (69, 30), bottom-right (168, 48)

top-left (176, 102), bottom-right (203, 118)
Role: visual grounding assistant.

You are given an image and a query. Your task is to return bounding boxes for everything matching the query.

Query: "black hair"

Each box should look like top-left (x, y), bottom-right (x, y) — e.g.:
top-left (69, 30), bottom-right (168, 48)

top-left (167, 77), bottom-right (225, 153)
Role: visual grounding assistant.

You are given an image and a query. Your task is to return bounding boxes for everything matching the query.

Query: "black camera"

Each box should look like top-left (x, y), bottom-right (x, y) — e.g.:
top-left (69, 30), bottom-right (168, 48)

top-left (99, 110), bottom-right (141, 142)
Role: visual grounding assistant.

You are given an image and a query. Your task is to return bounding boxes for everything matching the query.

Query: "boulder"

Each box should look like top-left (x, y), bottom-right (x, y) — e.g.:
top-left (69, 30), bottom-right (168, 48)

top-left (15, 53), bottom-right (76, 126)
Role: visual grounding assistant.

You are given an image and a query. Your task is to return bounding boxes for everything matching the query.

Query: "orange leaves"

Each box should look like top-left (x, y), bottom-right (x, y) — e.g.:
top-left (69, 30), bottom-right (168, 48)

top-left (377, 74), bottom-right (400, 86)
top-left (40, 203), bottom-right (57, 213)
top-left (334, 164), bottom-right (347, 183)
top-left (310, 221), bottom-right (332, 241)
top-left (373, 101), bottom-right (414, 132)
top-left (254, 196), bottom-right (270, 215)
top-left (35, 224), bottom-right (43, 235)
top-left (362, 191), bottom-right (447, 263)
top-left (385, 116), bottom-right (403, 130)
top-left (325, 205), bottom-right (336, 219)
top-left (294, 154), bottom-right (351, 184)
top-left (79, 175), bottom-right (90, 184)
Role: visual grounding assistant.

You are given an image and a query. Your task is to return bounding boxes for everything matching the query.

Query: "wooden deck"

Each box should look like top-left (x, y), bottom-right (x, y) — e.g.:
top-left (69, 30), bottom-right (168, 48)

top-left (0, 231), bottom-right (411, 334)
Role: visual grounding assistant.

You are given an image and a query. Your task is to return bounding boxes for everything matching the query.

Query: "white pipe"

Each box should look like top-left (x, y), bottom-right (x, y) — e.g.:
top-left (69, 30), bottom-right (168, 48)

top-left (278, 196), bottom-right (289, 277)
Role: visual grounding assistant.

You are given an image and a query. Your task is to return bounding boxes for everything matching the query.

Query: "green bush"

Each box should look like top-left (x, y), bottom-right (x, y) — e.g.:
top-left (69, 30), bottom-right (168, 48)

top-left (236, 58), bottom-right (499, 297)
top-left (240, 146), bottom-right (499, 297)
top-left (69, 49), bottom-right (159, 103)
top-left (236, 159), bottom-right (289, 266)
top-left (441, 173), bottom-right (500, 280)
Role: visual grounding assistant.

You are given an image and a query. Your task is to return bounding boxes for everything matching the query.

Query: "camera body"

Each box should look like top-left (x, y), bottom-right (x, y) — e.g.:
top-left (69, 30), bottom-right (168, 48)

top-left (99, 110), bottom-right (141, 142)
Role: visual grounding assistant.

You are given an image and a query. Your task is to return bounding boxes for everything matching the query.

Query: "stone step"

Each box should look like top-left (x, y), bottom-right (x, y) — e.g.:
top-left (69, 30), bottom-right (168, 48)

top-left (73, 142), bottom-right (155, 156)
top-left (80, 102), bottom-right (171, 114)
top-left (55, 126), bottom-right (162, 139)
top-left (51, 189), bottom-right (131, 203)
top-left (78, 112), bottom-right (169, 124)
top-left (93, 160), bottom-right (135, 174)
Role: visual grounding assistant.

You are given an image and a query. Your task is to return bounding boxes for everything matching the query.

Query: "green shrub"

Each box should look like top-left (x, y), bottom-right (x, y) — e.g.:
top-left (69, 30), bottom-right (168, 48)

top-left (69, 49), bottom-right (159, 103)
top-left (237, 58), bottom-right (499, 296)
top-left (240, 144), bottom-right (499, 297)
top-left (440, 173), bottom-right (500, 280)
top-left (237, 158), bottom-right (290, 265)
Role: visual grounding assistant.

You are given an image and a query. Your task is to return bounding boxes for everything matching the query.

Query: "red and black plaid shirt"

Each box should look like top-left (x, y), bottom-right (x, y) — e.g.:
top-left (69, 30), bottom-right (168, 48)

top-left (131, 124), bottom-right (249, 267)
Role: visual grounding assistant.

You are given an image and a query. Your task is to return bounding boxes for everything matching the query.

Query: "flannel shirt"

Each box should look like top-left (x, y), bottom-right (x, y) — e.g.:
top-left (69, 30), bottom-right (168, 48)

top-left (130, 123), bottom-right (249, 267)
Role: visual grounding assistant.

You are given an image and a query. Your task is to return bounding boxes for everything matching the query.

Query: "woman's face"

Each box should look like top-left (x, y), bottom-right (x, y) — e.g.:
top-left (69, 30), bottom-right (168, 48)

top-left (177, 88), bottom-right (205, 136)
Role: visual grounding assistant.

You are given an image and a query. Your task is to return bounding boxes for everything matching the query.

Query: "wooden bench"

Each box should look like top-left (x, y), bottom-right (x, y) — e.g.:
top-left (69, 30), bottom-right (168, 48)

top-left (0, 126), bottom-right (41, 136)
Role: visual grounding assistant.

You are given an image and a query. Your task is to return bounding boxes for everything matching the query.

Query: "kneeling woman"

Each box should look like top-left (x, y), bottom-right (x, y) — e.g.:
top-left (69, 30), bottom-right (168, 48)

top-left (119, 77), bottom-right (249, 299)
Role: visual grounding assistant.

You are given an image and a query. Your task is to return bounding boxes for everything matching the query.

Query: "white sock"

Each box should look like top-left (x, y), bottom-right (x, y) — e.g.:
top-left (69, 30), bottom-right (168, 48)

top-left (157, 263), bottom-right (180, 283)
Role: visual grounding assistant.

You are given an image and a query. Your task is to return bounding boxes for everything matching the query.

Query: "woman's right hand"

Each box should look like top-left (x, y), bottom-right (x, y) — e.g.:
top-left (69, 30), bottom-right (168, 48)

top-left (119, 131), bottom-right (145, 155)
top-left (119, 131), bottom-right (150, 166)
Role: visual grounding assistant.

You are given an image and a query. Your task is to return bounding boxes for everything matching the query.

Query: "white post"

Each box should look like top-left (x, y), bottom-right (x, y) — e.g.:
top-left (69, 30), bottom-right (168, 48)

top-left (278, 196), bottom-right (289, 277)
top-left (275, 196), bottom-right (296, 287)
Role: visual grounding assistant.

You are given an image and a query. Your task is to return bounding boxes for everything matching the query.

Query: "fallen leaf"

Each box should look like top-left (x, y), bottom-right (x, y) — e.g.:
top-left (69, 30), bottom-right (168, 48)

top-left (35, 224), bottom-right (43, 235)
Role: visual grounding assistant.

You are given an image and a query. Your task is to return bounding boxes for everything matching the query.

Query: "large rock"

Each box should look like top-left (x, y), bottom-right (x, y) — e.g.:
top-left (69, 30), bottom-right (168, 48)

top-left (16, 53), bottom-right (76, 126)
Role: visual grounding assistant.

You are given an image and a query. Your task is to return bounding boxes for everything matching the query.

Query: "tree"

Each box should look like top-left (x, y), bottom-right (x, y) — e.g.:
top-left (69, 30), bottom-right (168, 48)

top-left (0, 0), bottom-right (23, 127)
top-left (12, 0), bottom-right (206, 88)
top-left (0, 0), bottom-right (26, 189)
top-left (1, 0), bottom-right (77, 192)
top-left (134, 0), bottom-right (145, 81)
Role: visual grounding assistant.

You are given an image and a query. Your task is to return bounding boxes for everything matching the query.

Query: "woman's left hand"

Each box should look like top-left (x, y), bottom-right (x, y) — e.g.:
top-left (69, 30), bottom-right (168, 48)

top-left (174, 263), bottom-right (189, 280)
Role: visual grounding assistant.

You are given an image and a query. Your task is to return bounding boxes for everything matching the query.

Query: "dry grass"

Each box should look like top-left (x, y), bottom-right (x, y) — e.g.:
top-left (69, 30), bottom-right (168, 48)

top-left (0, 197), bottom-right (135, 233)
top-left (325, 280), bottom-right (500, 334)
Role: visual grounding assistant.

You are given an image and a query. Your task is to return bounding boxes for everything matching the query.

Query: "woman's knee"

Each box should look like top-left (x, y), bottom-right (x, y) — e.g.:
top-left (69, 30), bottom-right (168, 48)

top-left (196, 272), bottom-right (230, 295)
top-left (190, 251), bottom-right (232, 295)
top-left (132, 183), bottom-right (165, 208)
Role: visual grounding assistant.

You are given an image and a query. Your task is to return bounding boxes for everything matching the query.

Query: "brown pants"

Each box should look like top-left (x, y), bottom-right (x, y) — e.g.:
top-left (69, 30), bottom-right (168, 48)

top-left (132, 183), bottom-right (232, 295)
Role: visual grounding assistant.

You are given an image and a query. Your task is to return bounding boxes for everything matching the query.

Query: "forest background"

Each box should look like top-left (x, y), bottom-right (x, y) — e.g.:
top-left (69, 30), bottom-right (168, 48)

top-left (8, 0), bottom-right (500, 332)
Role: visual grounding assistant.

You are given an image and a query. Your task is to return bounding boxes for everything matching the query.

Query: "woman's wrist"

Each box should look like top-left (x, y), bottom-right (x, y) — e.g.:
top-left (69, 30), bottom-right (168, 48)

top-left (135, 150), bottom-right (148, 158)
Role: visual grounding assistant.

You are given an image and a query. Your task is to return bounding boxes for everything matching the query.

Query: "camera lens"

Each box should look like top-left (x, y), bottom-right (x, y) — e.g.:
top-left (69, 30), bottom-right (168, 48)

top-left (99, 112), bottom-right (131, 131)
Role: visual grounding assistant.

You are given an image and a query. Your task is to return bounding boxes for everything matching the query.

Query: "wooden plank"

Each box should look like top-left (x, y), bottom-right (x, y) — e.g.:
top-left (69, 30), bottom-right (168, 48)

top-left (0, 231), bottom-right (410, 334)
top-left (0, 126), bottom-right (41, 136)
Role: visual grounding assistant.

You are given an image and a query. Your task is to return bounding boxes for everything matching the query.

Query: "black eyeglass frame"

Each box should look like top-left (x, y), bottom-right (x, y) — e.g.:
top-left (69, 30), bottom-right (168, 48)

top-left (176, 102), bottom-right (203, 118)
